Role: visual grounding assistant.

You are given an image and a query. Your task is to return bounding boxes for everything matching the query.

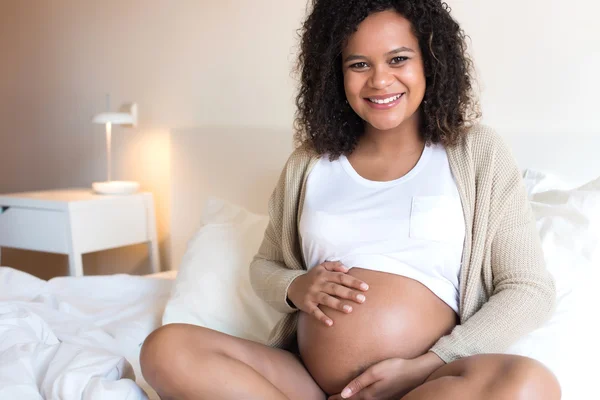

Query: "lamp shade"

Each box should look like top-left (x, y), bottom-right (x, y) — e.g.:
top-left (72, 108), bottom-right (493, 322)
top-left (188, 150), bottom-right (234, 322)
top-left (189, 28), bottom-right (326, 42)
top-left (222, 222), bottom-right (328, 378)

top-left (92, 103), bottom-right (138, 127)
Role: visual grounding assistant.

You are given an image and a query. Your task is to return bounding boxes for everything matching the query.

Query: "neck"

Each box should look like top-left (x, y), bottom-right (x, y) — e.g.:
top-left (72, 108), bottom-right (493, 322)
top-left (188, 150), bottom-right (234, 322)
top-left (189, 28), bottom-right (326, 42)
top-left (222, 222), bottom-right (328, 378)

top-left (358, 113), bottom-right (423, 159)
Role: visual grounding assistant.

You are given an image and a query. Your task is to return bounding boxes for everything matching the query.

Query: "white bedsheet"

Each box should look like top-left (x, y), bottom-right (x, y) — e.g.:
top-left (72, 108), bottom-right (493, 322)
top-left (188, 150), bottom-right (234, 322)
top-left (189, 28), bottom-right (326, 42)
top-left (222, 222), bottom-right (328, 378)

top-left (0, 267), bottom-right (174, 400)
top-left (1, 264), bottom-right (596, 399)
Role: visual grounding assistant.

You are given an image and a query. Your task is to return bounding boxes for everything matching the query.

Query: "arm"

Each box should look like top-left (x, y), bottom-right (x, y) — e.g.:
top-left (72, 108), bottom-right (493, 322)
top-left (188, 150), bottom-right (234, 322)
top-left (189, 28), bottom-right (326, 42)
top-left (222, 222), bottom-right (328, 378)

top-left (430, 135), bottom-right (556, 363)
top-left (250, 222), bottom-right (306, 314)
top-left (249, 155), bottom-right (308, 314)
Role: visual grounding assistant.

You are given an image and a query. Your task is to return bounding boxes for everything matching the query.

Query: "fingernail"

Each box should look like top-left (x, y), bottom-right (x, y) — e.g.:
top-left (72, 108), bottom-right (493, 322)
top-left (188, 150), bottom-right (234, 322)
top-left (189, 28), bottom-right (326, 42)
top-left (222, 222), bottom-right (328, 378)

top-left (357, 294), bottom-right (366, 302)
top-left (341, 388), bottom-right (352, 398)
top-left (326, 319), bottom-right (333, 326)
top-left (360, 283), bottom-right (369, 290)
top-left (343, 305), bottom-right (352, 313)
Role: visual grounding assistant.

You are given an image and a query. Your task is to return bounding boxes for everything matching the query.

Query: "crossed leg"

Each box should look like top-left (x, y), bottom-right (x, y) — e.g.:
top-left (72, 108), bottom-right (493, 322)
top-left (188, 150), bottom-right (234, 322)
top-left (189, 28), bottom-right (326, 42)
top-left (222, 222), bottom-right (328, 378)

top-left (140, 323), bottom-right (560, 400)
top-left (402, 353), bottom-right (561, 400)
top-left (140, 323), bottom-right (325, 400)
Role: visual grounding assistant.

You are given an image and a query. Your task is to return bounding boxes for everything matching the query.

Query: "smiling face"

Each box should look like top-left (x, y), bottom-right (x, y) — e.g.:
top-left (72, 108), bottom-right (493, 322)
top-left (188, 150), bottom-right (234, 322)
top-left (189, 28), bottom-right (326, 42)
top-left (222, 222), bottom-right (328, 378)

top-left (342, 10), bottom-right (426, 133)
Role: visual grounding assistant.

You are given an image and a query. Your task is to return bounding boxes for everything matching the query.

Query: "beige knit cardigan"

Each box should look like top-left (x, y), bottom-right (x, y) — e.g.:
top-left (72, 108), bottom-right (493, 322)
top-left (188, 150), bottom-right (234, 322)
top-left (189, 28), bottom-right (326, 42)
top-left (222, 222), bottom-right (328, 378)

top-left (249, 124), bottom-right (556, 363)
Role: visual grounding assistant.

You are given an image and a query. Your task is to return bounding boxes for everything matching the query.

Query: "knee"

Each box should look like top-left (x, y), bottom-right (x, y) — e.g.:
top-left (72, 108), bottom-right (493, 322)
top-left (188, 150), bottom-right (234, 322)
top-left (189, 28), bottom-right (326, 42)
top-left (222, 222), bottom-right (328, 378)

top-left (492, 357), bottom-right (561, 400)
top-left (140, 324), bottom-right (182, 384)
top-left (140, 324), bottom-right (206, 388)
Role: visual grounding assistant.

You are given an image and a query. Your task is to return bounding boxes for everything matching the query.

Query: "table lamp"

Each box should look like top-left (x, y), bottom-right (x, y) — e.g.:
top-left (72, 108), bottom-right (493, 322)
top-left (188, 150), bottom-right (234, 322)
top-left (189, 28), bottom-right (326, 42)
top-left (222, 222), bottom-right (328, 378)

top-left (91, 102), bottom-right (140, 195)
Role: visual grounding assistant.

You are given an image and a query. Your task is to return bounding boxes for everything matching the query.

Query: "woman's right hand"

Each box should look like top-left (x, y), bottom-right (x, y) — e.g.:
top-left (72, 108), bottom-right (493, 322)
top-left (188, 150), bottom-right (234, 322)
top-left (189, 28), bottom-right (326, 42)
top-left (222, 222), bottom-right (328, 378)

top-left (287, 261), bottom-right (369, 327)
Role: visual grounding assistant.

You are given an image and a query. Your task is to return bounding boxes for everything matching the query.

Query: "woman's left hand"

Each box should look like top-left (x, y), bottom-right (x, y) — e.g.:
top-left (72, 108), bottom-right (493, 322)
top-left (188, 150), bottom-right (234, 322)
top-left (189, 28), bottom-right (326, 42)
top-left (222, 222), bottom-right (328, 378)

top-left (328, 353), bottom-right (446, 400)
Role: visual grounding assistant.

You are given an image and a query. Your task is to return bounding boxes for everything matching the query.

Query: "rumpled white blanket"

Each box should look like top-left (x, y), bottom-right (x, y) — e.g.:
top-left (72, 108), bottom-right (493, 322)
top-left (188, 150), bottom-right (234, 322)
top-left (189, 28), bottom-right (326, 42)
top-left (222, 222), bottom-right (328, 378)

top-left (0, 267), bottom-right (173, 400)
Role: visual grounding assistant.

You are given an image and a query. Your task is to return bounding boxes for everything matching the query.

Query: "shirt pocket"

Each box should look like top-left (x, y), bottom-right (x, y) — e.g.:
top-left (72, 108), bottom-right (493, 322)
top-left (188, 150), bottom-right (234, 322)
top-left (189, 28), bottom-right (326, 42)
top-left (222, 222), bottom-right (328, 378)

top-left (409, 195), bottom-right (465, 243)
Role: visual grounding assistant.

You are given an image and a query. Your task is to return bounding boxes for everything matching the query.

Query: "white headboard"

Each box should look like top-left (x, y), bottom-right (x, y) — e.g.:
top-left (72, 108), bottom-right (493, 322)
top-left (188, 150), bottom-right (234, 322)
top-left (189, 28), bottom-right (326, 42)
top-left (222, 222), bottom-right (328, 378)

top-left (169, 126), bottom-right (294, 269)
top-left (501, 132), bottom-right (600, 185)
top-left (168, 126), bottom-right (600, 270)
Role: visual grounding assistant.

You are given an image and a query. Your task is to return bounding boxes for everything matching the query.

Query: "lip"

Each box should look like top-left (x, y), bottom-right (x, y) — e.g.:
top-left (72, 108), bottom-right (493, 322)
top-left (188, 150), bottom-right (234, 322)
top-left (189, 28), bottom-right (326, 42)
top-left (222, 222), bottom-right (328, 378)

top-left (363, 93), bottom-right (405, 110)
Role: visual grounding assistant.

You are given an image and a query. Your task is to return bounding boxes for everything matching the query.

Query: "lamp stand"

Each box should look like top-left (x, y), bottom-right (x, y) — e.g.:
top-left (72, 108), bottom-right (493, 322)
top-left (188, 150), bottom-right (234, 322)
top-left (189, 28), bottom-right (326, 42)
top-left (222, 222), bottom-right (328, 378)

top-left (106, 122), bottom-right (112, 182)
top-left (91, 121), bottom-right (140, 195)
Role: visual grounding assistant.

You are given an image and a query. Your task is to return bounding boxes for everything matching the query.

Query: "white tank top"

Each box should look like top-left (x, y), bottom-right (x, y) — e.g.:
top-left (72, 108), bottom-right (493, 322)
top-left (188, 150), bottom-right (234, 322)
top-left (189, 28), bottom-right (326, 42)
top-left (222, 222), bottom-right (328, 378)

top-left (299, 143), bottom-right (465, 313)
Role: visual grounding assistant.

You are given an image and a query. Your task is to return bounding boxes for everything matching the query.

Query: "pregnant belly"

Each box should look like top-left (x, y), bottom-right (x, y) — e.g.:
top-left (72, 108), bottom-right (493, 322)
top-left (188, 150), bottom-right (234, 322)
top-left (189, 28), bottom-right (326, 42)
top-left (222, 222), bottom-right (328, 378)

top-left (297, 268), bottom-right (458, 395)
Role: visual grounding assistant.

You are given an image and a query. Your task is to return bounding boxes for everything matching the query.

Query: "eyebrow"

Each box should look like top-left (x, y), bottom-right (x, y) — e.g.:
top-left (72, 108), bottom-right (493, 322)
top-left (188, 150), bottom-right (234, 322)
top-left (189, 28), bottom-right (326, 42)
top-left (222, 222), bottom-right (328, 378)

top-left (343, 47), bottom-right (415, 63)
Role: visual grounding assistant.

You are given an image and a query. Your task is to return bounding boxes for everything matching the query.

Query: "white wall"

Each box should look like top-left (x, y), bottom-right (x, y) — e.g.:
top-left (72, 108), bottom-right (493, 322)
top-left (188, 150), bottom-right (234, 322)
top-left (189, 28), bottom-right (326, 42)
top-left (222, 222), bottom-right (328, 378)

top-left (1, 0), bottom-right (598, 276)
top-left (449, 0), bottom-right (600, 136)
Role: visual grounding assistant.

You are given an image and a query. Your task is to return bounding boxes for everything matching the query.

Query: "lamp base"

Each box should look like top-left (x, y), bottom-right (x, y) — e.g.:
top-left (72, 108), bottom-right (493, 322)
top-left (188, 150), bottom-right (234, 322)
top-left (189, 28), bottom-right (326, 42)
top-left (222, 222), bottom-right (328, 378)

top-left (92, 181), bottom-right (140, 195)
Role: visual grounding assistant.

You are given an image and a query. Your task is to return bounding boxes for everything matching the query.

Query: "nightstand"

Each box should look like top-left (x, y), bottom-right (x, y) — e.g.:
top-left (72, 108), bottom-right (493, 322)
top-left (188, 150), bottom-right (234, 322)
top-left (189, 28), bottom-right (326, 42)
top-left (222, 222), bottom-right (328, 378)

top-left (0, 189), bottom-right (160, 277)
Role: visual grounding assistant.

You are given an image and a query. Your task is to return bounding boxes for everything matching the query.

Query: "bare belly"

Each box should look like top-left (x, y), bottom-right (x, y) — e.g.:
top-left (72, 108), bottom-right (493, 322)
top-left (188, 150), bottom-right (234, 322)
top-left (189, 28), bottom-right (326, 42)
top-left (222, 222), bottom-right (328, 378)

top-left (297, 268), bottom-right (458, 395)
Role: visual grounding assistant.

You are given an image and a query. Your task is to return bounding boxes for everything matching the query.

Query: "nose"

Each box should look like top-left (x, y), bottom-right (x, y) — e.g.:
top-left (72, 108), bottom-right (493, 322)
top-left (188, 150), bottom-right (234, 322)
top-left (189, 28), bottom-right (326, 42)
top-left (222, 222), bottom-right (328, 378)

top-left (368, 65), bottom-right (394, 90)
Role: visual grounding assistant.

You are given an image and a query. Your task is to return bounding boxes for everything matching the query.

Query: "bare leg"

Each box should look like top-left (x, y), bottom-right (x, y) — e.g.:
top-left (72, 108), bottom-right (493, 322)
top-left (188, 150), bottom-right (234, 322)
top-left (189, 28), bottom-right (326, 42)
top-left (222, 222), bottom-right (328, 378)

top-left (140, 323), bottom-right (325, 400)
top-left (402, 354), bottom-right (561, 400)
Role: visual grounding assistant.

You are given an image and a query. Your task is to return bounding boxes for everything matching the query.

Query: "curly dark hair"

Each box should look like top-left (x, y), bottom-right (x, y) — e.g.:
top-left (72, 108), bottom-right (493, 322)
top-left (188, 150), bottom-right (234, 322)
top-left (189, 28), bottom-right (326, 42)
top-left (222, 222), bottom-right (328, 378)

top-left (293, 0), bottom-right (481, 158)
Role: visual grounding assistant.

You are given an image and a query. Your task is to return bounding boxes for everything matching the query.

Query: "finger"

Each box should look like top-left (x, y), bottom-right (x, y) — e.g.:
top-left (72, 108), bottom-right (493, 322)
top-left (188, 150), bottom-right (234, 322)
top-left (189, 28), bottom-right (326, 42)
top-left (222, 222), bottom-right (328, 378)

top-left (341, 368), bottom-right (379, 399)
top-left (310, 306), bottom-right (333, 327)
top-left (323, 281), bottom-right (367, 304)
top-left (321, 261), bottom-right (349, 273)
top-left (317, 293), bottom-right (354, 314)
top-left (329, 271), bottom-right (369, 291)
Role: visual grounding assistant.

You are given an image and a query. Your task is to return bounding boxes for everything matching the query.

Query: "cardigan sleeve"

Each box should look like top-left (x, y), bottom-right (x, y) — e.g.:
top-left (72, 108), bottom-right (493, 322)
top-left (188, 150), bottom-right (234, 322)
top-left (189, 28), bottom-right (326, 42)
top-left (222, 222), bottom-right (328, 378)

top-left (429, 133), bottom-right (556, 363)
top-left (249, 156), bottom-right (308, 314)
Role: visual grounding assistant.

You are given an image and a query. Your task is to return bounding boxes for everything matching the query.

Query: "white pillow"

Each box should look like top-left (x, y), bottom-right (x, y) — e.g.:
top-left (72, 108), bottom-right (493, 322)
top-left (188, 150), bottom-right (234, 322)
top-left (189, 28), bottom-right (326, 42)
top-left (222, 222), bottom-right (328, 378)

top-left (506, 170), bottom-right (600, 399)
top-left (162, 197), bottom-right (284, 344)
top-left (522, 169), bottom-right (576, 194)
top-left (521, 170), bottom-right (599, 296)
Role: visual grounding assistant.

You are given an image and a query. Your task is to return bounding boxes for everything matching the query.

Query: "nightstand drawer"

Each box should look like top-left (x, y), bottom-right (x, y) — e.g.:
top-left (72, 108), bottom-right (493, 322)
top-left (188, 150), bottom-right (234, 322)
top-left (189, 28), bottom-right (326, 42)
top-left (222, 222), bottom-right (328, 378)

top-left (70, 197), bottom-right (148, 253)
top-left (0, 207), bottom-right (69, 253)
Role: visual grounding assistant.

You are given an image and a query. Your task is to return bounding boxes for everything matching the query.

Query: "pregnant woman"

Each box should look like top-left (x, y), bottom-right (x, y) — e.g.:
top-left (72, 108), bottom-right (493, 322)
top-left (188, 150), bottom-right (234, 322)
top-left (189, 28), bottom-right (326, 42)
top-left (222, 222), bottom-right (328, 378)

top-left (141, 1), bottom-right (561, 399)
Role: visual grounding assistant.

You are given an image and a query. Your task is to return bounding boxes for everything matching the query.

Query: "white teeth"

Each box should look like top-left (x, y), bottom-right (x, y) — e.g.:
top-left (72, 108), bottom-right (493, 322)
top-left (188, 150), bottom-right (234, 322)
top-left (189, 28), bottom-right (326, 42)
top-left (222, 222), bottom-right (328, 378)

top-left (368, 94), bottom-right (402, 104)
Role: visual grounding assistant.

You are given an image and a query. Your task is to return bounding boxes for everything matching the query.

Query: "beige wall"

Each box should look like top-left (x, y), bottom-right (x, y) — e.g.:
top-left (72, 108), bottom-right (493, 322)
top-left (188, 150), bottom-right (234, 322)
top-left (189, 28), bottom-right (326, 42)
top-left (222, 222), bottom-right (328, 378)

top-left (0, 0), bottom-right (308, 277)
top-left (1, 0), bottom-right (598, 278)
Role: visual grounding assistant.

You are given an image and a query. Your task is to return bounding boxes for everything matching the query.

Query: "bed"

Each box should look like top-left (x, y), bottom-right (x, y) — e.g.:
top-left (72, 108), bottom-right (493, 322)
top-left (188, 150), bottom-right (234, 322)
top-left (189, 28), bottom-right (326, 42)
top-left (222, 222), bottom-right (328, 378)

top-left (0, 268), bottom-right (176, 400)
top-left (1, 126), bottom-right (598, 399)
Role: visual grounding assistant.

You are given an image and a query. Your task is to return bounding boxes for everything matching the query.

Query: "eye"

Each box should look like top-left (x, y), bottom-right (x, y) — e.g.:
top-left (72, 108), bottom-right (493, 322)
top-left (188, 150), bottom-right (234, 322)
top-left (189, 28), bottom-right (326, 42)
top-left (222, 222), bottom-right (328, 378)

top-left (349, 62), bottom-right (369, 70)
top-left (390, 56), bottom-right (409, 64)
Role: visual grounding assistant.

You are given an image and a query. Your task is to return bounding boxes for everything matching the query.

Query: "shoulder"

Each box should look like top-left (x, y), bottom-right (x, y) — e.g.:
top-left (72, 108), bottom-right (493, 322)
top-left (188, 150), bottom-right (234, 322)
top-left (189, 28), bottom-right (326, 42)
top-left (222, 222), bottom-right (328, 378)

top-left (290, 142), bottom-right (319, 161)
top-left (272, 143), bottom-right (320, 193)
top-left (284, 143), bottom-right (320, 175)
top-left (453, 123), bottom-right (517, 171)
top-left (462, 124), bottom-right (509, 155)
